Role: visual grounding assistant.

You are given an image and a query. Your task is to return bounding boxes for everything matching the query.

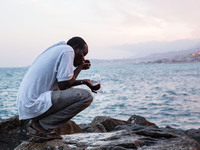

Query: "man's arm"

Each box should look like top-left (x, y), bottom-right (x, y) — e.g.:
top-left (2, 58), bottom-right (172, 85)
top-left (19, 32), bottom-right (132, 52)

top-left (59, 79), bottom-right (101, 93)
top-left (58, 60), bottom-right (90, 90)
top-left (58, 60), bottom-right (100, 92)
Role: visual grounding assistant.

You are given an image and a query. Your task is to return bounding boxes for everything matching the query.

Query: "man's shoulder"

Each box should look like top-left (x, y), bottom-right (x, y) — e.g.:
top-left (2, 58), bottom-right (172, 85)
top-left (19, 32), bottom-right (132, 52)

top-left (46, 41), bottom-right (72, 51)
top-left (53, 42), bottom-right (73, 53)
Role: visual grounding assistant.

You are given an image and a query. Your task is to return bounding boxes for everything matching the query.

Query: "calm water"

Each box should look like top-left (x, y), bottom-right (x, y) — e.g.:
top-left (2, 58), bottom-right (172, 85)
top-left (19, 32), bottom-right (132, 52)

top-left (0, 63), bottom-right (200, 130)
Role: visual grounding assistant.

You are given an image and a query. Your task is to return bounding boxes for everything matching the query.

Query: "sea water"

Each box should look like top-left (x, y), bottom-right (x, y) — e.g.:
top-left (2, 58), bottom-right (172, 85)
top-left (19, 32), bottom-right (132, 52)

top-left (0, 63), bottom-right (199, 130)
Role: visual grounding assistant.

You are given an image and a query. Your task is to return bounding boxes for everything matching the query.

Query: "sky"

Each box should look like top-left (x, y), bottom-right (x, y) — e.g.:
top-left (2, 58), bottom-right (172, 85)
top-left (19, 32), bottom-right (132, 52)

top-left (0, 0), bottom-right (200, 67)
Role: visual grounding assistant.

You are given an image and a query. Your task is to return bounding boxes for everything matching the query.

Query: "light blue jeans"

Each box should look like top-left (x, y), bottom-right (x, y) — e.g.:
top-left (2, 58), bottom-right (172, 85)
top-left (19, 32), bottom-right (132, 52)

top-left (34, 88), bottom-right (93, 130)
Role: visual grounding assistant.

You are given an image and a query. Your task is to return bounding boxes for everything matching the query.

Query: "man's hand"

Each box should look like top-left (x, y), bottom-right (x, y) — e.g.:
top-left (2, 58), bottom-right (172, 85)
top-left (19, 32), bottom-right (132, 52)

top-left (84, 79), bottom-right (101, 93)
top-left (82, 60), bottom-right (91, 70)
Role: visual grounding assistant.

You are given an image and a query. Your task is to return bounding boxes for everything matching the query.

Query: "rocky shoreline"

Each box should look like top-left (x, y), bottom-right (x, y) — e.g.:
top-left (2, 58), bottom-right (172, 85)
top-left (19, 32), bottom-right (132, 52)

top-left (0, 115), bottom-right (200, 150)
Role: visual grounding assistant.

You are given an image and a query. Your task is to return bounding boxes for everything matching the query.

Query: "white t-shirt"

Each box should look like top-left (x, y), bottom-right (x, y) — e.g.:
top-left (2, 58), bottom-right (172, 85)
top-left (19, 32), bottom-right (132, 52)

top-left (17, 41), bottom-right (74, 120)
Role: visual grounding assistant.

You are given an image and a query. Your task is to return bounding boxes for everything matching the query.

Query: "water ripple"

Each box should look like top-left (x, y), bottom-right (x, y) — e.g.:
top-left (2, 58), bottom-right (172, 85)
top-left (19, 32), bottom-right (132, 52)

top-left (1, 63), bottom-right (200, 130)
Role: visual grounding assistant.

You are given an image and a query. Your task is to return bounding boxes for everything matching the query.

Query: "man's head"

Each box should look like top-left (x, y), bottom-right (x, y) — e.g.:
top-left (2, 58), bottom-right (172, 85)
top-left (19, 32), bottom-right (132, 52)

top-left (67, 37), bottom-right (88, 67)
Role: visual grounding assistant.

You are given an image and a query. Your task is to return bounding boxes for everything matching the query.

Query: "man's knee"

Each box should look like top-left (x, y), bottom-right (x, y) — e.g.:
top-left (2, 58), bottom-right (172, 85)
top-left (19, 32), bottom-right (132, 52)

top-left (85, 89), bottom-right (93, 104)
top-left (80, 89), bottom-right (93, 106)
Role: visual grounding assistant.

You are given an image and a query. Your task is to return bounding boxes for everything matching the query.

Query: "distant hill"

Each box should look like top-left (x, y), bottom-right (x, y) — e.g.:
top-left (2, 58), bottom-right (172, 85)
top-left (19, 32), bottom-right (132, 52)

top-left (148, 49), bottom-right (200, 63)
top-left (143, 49), bottom-right (200, 64)
top-left (91, 48), bottom-right (200, 65)
top-left (135, 49), bottom-right (197, 62)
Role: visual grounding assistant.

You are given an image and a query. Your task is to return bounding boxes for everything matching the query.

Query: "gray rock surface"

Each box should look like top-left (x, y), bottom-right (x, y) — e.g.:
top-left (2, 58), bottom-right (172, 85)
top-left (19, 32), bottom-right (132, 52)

top-left (0, 116), bottom-right (28, 150)
top-left (1, 115), bottom-right (200, 150)
top-left (0, 115), bottom-right (81, 150)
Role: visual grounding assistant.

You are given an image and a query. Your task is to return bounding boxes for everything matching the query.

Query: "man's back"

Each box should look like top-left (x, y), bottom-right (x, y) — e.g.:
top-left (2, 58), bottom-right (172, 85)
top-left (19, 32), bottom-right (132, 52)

top-left (17, 41), bottom-right (74, 120)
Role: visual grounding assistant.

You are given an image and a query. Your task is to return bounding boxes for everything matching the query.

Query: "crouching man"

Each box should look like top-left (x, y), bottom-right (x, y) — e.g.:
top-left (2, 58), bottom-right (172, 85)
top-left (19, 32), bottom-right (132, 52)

top-left (17, 37), bottom-right (100, 139)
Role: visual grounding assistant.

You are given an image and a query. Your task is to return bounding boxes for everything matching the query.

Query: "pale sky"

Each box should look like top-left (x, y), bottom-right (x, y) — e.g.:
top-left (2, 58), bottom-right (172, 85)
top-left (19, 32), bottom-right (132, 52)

top-left (0, 0), bottom-right (200, 67)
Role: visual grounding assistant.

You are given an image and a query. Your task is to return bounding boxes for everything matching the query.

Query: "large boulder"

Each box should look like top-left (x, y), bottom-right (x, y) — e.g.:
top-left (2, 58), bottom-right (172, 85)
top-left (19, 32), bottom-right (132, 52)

top-left (80, 115), bottom-right (157, 133)
top-left (0, 115), bottom-right (81, 150)
top-left (79, 116), bottom-right (128, 133)
top-left (127, 115), bottom-right (157, 127)
top-left (57, 120), bottom-right (82, 135)
top-left (14, 115), bottom-right (200, 150)
top-left (15, 128), bottom-right (200, 150)
top-left (79, 123), bottom-right (107, 133)
top-left (91, 116), bottom-right (128, 131)
top-left (0, 116), bottom-right (28, 150)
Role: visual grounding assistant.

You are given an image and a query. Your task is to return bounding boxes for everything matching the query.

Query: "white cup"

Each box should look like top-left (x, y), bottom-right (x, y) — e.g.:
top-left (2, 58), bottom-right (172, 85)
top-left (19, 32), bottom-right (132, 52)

top-left (91, 74), bottom-right (104, 100)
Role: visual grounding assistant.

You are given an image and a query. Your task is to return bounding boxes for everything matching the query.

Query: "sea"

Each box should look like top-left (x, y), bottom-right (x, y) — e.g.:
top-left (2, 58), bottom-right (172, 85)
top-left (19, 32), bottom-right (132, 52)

top-left (0, 62), bottom-right (200, 130)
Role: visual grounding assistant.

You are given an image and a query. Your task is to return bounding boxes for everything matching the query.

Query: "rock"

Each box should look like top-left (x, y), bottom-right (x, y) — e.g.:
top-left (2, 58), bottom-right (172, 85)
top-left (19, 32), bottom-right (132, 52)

top-left (14, 139), bottom-right (72, 150)
top-left (58, 120), bottom-right (82, 135)
top-left (91, 116), bottom-right (128, 132)
top-left (0, 116), bottom-right (28, 150)
top-left (138, 136), bottom-right (200, 150)
top-left (15, 129), bottom-right (200, 150)
top-left (3, 115), bottom-right (200, 150)
top-left (79, 116), bottom-right (128, 133)
top-left (62, 130), bottom-right (142, 149)
top-left (185, 128), bottom-right (200, 144)
top-left (0, 115), bottom-right (81, 150)
top-left (127, 115), bottom-right (157, 127)
top-left (79, 123), bottom-right (107, 133)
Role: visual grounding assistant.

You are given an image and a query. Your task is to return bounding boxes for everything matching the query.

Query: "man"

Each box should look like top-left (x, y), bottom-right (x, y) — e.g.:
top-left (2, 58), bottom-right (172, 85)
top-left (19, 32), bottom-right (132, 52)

top-left (17, 37), bottom-right (100, 139)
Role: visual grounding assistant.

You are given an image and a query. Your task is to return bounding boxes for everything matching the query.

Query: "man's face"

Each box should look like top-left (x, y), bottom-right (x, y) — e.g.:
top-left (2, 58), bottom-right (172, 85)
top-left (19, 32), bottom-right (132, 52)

top-left (74, 44), bottom-right (88, 67)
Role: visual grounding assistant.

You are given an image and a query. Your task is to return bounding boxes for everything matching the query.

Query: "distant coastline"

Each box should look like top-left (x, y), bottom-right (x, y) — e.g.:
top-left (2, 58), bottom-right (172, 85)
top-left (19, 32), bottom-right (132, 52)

top-left (91, 48), bottom-right (200, 65)
top-left (144, 49), bottom-right (200, 64)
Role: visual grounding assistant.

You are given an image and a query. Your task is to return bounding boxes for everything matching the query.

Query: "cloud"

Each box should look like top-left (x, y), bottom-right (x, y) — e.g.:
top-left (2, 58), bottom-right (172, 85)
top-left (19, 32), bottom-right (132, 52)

top-left (142, 0), bottom-right (200, 37)
top-left (79, 0), bottom-right (200, 45)
top-left (0, 0), bottom-right (200, 66)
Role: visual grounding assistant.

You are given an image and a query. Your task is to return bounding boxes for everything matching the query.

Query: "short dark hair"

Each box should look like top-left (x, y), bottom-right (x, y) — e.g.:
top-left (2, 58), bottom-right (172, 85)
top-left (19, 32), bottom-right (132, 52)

top-left (67, 37), bottom-right (87, 49)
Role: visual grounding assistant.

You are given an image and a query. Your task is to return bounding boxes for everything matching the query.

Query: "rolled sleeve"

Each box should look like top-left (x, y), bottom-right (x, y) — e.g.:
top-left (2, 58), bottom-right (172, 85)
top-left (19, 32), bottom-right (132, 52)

top-left (56, 50), bottom-right (74, 82)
